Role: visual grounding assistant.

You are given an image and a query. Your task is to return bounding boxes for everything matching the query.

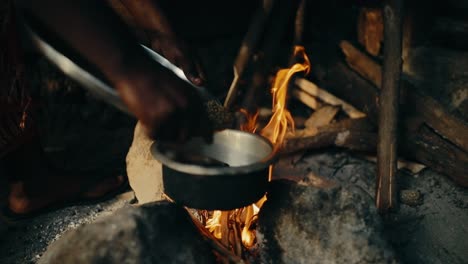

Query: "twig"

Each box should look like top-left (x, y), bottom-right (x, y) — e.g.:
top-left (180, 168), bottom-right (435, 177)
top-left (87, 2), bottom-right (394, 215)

top-left (376, 0), bottom-right (403, 213)
top-left (188, 212), bottom-right (245, 264)
top-left (294, 78), bottom-right (366, 118)
top-left (224, 0), bottom-right (275, 109)
top-left (231, 220), bottom-right (243, 258)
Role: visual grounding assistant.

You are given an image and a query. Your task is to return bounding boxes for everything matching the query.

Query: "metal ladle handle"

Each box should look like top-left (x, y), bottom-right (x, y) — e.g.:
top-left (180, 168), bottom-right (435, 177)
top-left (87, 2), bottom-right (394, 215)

top-left (22, 20), bottom-right (215, 115)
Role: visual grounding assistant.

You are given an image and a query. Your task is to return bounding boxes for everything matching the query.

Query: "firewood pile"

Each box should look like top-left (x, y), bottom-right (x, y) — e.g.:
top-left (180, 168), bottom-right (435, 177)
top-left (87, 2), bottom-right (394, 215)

top-left (191, 0), bottom-right (468, 261)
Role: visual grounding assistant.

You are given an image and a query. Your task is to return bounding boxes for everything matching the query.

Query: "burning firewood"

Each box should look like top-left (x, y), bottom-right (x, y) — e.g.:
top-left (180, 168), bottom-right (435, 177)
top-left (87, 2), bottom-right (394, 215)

top-left (189, 212), bottom-right (245, 264)
top-left (293, 78), bottom-right (366, 119)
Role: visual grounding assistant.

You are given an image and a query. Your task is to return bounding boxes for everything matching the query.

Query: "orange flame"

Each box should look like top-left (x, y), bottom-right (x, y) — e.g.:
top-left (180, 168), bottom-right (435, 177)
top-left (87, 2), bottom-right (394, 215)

top-left (239, 108), bottom-right (259, 132)
top-left (205, 46), bottom-right (311, 250)
top-left (261, 46), bottom-right (310, 147)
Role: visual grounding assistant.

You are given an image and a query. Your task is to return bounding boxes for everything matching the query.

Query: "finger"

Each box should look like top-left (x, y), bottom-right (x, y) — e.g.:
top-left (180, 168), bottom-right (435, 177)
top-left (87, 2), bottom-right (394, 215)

top-left (173, 48), bottom-right (205, 87)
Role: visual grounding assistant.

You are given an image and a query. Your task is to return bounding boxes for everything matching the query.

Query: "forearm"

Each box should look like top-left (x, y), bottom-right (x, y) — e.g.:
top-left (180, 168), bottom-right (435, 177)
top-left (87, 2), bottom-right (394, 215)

top-left (119, 0), bottom-right (175, 37)
top-left (16, 0), bottom-right (150, 84)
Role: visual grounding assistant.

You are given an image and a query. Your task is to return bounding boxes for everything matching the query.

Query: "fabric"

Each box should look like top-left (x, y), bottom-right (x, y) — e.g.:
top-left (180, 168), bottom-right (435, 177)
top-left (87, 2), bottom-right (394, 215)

top-left (0, 1), bottom-right (36, 158)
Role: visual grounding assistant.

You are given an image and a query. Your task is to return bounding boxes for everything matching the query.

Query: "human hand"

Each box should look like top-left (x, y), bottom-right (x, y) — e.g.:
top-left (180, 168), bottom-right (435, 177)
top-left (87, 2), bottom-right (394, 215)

top-left (116, 0), bottom-right (206, 86)
top-left (116, 54), bottom-right (213, 142)
top-left (148, 33), bottom-right (206, 87)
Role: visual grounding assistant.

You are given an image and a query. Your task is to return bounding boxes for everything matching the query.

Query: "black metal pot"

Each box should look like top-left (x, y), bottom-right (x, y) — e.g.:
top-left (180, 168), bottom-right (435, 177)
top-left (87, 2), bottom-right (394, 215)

top-left (151, 129), bottom-right (275, 210)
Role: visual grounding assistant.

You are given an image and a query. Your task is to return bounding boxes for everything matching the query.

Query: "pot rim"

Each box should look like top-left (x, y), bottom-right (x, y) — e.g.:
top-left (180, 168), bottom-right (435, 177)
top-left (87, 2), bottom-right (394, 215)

top-left (150, 129), bottom-right (276, 176)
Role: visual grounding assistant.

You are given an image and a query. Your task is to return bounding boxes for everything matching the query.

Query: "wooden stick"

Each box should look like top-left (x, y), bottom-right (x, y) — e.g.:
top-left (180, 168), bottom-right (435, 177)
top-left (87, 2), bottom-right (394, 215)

top-left (293, 0), bottom-right (307, 45)
top-left (240, 0), bottom-right (299, 113)
top-left (304, 105), bottom-right (340, 129)
top-left (315, 47), bottom-right (468, 187)
top-left (340, 40), bottom-right (468, 152)
top-left (294, 78), bottom-right (366, 118)
top-left (224, 0), bottom-right (274, 109)
top-left (291, 88), bottom-right (323, 110)
top-left (376, 0), bottom-right (403, 213)
top-left (288, 0), bottom-right (307, 65)
top-left (340, 40), bottom-right (382, 87)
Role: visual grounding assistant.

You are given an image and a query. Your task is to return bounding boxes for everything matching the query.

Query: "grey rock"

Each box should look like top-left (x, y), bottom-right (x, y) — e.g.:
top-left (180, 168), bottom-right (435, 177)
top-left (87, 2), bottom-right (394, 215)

top-left (257, 180), bottom-right (398, 264)
top-left (399, 190), bottom-right (423, 207)
top-left (39, 202), bottom-right (216, 264)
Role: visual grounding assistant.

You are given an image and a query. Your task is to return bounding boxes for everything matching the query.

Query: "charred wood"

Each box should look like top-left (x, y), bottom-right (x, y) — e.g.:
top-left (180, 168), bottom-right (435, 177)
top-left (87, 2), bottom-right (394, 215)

top-left (316, 42), bottom-right (468, 187)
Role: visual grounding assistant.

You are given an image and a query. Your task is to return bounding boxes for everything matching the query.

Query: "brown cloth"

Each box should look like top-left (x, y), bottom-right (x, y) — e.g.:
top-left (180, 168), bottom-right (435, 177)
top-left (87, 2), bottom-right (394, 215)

top-left (0, 1), bottom-right (36, 158)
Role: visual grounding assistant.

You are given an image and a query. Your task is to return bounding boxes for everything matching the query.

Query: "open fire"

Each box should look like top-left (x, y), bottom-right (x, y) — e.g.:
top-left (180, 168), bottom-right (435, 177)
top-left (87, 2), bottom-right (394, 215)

top-left (197, 46), bottom-right (311, 257)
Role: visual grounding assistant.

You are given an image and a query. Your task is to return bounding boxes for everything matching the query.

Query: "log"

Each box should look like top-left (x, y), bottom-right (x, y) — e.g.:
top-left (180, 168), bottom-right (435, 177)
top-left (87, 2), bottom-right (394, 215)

top-left (340, 40), bottom-right (468, 152)
top-left (316, 47), bottom-right (468, 187)
top-left (402, 122), bottom-right (468, 187)
top-left (281, 118), bottom-right (376, 155)
top-left (294, 78), bottom-right (366, 118)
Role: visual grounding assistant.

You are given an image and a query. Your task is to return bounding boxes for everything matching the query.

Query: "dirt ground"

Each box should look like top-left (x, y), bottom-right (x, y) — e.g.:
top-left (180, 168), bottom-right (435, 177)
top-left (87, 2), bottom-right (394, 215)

top-left (1, 150), bottom-right (466, 264)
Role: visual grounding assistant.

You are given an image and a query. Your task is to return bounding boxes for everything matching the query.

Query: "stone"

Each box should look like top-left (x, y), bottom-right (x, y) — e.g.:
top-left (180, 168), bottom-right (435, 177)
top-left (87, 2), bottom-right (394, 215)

top-left (39, 202), bottom-right (216, 264)
top-left (126, 122), bottom-right (165, 204)
top-left (399, 190), bottom-right (423, 207)
top-left (257, 180), bottom-right (398, 264)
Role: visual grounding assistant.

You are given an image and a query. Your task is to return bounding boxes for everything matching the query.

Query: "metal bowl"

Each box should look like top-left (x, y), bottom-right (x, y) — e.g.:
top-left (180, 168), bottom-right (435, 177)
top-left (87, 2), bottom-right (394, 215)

top-left (151, 129), bottom-right (275, 210)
